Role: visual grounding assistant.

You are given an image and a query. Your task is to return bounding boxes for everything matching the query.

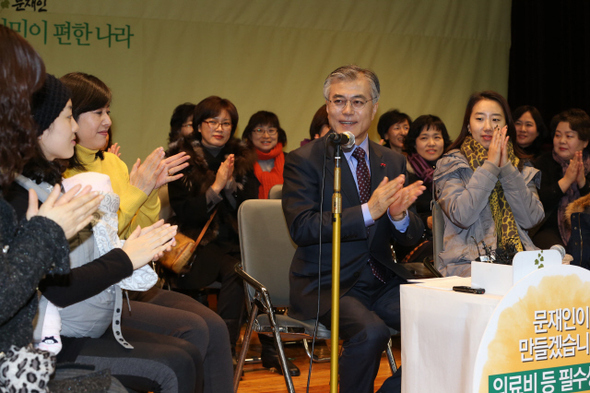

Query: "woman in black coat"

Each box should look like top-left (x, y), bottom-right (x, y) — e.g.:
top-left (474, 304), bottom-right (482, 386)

top-left (167, 96), bottom-right (258, 354)
top-left (0, 25), bottom-right (100, 390)
top-left (533, 109), bottom-right (590, 249)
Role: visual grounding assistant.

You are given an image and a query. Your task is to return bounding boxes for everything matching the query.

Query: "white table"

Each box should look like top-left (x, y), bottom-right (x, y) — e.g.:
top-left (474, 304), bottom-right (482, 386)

top-left (400, 277), bottom-right (502, 393)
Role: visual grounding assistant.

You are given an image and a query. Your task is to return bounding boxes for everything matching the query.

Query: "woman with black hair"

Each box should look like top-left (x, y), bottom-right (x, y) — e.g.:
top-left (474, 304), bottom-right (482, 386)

top-left (533, 108), bottom-right (590, 249)
top-left (513, 105), bottom-right (549, 158)
top-left (61, 72), bottom-right (189, 239)
top-left (241, 110), bottom-right (301, 375)
top-left (300, 104), bottom-right (330, 146)
top-left (0, 25), bottom-right (101, 391)
top-left (6, 74), bottom-right (188, 392)
top-left (392, 115), bottom-right (452, 265)
top-left (377, 109), bottom-right (412, 154)
top-left (433, 91), bottom-right (543, 276)
top-left (57, 73), bottom-right (233, 393)
top-left (403, 115), bottom-right (452, 244)
top-left (167, 95), bottom-right (258, 363)
top-left (168, 103), bottom-right (197, 143)
top-left (242, 110), bottom-right (287, 199)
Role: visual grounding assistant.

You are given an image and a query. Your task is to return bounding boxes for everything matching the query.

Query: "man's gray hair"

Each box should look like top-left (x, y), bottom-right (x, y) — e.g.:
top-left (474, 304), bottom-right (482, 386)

top-left (323, 65), bottom-right (380, 102)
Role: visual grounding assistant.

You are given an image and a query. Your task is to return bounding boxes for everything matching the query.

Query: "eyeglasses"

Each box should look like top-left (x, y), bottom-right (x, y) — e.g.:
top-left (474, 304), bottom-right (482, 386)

top-left (203, 119), bottom-right (232, 129)
top-left (328, 98), bottom-right (374, 110)
top-left (181, 122), bottom-right (193, 128)
top-left (253, 127), bottom-right (278, 136)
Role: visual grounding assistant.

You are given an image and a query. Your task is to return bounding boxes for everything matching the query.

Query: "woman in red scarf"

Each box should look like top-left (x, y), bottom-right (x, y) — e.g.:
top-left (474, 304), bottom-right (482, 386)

top-left (242, 111), bottom-right (288, 199)
top-left (241, 110), bottom-right (300, 376)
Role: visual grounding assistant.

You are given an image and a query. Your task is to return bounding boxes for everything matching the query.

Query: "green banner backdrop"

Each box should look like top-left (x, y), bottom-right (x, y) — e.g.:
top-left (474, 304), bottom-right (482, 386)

top-left (1, 0), bottom-right (511, 167)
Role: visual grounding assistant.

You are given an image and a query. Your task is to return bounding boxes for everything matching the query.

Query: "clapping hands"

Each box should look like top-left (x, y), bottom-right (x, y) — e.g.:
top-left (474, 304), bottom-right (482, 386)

top-left (129, 147), bottom-right (190, 195)
top-left (486, 125), bottom-right (510, 167)
top-left (107, 143), bottom-right (121, 157)
top-left (123, 220), bottom-right (178, 269)
top-left (27, 184), bottom-right (103, 239)
top-left (211, 154), bottom-right (235, 194)
top-left (367, 174), bottom-right (425, 221)
top-left (560, 150), bottom-right (586, 191)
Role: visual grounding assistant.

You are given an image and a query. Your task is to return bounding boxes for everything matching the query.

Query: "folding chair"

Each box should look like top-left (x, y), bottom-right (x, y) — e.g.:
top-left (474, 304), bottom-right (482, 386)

top-left (234, 199), bottom-right (397, 393)
top-left (268, 184), bottom-right (283, 199)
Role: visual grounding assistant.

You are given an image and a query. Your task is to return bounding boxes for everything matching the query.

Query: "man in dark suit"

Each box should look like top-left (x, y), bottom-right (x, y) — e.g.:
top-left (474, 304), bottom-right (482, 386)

top-left (282, 65), bottom-right (425, 393)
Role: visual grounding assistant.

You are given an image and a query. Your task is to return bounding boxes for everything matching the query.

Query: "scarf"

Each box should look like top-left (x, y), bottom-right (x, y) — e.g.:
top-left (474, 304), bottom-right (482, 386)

top-left (254, 143), bottom-right (284, 199)
top-left (553, 149), bottom-right (590, 244)
top-left (407, 153), bottom-right (435, 190)
top-left (461, 135), bottom-right (524, 253)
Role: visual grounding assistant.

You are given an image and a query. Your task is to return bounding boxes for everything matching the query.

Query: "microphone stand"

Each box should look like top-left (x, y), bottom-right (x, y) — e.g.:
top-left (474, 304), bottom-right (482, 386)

top-left (330, 143), bottom-right (342, 393)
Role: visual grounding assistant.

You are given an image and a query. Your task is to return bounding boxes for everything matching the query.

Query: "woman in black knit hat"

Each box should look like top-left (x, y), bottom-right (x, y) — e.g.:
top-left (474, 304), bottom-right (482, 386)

top-left (0, 26), bottom-right (102, 391)
top-left (5, 75), bottom-right (217, 393)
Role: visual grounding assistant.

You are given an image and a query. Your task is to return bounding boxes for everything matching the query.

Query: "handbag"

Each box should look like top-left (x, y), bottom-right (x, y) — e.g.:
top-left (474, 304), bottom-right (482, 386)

top-left (159, 209), bottom-right (217, 274)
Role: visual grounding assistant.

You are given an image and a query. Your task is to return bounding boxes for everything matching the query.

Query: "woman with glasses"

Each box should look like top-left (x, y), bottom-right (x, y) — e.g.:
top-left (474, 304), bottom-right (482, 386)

top-left (241, 111), bottom-right (301, 375)
top-left (167, 95), bottom-right (259, 357)
top-left (242, 111), bottom-right (288, 199)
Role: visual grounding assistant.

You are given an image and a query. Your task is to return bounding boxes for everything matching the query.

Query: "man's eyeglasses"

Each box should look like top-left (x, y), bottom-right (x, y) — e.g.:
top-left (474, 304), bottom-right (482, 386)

top-left (253, 127), bottom-right (278, 136)
top-left (203, 119), bottom-right (232, 129)
top-left (328, 98), bottom-right (374, 110)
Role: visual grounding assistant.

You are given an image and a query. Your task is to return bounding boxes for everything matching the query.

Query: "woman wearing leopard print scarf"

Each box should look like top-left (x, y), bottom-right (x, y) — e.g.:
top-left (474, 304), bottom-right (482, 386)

top-left (433, 91), bottom-right (544, 277)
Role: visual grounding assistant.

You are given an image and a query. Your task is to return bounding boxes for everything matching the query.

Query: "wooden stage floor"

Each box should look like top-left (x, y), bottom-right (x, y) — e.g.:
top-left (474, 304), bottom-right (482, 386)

top-left (236, 333), bottom-right (401, 393)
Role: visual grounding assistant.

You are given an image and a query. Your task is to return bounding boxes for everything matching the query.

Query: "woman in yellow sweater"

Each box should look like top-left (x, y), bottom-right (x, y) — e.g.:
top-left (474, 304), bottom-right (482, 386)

top-left (60, 72), bottom-right (235, 393)
top-left (61, 73), bottom-right (188, 238)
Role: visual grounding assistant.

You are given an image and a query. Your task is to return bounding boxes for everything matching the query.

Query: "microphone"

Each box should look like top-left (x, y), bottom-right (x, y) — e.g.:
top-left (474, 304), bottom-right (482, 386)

top-left (329, 131), bottom-right (355, 149)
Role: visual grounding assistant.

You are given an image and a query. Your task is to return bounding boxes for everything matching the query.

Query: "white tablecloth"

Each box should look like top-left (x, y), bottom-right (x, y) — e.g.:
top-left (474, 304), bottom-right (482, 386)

top-left (400, 277), bottom-right (502, 393)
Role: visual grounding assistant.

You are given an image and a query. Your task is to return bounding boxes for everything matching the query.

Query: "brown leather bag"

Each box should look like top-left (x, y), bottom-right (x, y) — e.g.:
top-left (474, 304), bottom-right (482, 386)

top-left (159, 209), bottom-right (217, 274)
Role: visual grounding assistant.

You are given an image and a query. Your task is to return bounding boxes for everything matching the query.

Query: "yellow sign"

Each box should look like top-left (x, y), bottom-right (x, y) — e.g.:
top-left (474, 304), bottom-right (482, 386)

top-left (474, 265), bottom-right (590, 393)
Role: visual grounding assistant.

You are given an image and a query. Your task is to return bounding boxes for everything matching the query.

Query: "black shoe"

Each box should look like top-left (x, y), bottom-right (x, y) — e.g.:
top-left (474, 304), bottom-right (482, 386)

top-left (261, 353), bottom-right (300, 377)
top-left (376, 366), bottom-right (402, 393)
